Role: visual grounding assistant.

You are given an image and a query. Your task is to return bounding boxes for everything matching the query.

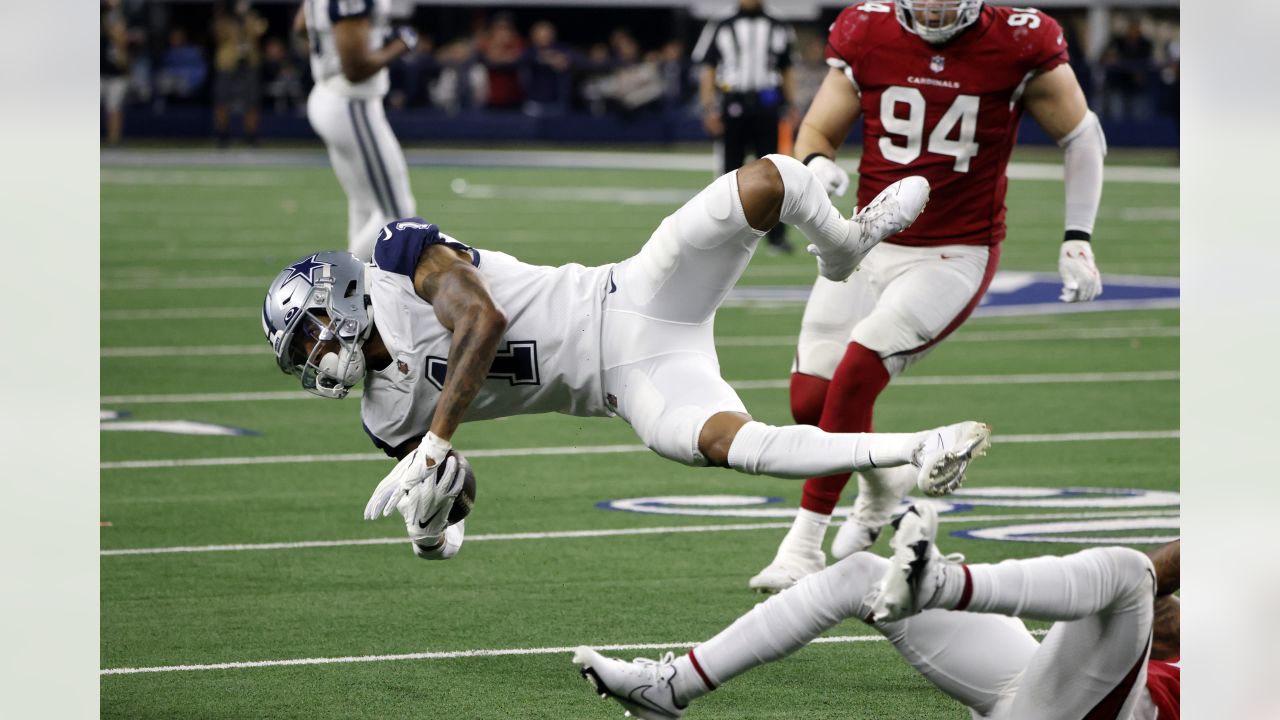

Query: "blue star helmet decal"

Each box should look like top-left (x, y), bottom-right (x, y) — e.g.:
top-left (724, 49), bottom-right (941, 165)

top-left (280, 254), bottom-right (329, 287)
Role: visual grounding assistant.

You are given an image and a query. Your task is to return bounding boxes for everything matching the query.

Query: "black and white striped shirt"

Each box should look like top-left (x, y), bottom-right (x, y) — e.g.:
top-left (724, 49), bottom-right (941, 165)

top-left (692, 7), bottom-right (795, 93)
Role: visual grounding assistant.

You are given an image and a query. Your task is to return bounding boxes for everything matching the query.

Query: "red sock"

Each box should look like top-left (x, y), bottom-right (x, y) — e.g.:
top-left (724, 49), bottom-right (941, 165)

top-left (789, 372), bottom-right (830, 426)
top-left (799, 343), bottom-right (892, 515)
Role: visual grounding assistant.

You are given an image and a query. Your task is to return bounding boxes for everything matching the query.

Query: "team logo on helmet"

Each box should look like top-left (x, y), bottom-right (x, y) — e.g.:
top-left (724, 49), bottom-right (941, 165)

top-left (930, 55), bottom-right (946, 73)
top-left (280, 254), bottom-right (329, 287)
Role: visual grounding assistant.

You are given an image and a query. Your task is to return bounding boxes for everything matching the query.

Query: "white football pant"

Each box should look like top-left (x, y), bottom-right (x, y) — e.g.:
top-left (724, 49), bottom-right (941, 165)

top-left (679, 548), bottom-right (1155, 719)
top-left (307, 83), bottom-right (416, 261)
top-left (601, 158), bottom-right (923, 475)
top-left (794, 241), bottom-right (995, 379)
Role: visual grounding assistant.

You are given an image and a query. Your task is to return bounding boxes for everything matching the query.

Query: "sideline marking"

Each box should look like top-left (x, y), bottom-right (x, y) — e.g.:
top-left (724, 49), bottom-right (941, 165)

top-left (99, 510), bottom-right (1179, 557)
top-left (99, 430), bottom-right (1178, 470)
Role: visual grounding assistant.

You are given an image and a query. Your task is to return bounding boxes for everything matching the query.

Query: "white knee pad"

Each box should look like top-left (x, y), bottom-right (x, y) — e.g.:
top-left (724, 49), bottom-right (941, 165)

top-left (764, 153), bottom-right (828, 226)
top-left (622, 369), bottom-right (710, 466)
top-left (793, 330), bottom-right (846, 379)
top-left (627, 171), bottom-right (748, 306)
top-left (824, 552), bottom-right (890, 617)
top-left (1098, 547), bottom-right (1158, 604)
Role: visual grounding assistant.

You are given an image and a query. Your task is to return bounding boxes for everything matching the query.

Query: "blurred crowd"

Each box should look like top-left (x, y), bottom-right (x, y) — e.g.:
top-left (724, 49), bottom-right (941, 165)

top-left (102, 1), bottom-right (1180, 144)
top-left (384, 14), bottom-right (694, 118)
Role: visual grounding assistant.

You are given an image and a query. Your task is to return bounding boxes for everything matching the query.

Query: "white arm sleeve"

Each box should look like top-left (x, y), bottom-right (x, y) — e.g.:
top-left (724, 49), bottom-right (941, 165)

top-left (1058, 110), bottom-right (1107, 235)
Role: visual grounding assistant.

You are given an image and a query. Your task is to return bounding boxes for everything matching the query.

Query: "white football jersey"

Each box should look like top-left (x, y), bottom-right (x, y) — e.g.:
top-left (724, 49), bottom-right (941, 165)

top-left (303, 0), bottom-right (391, 99)
top-left (361, 232), bottom-right (614, 454)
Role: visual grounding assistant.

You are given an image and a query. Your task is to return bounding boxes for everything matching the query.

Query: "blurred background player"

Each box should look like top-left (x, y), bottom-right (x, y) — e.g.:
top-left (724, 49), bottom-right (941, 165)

top-left (750, 0), bottom-right (1108, 592)
top-left (212, 1), bottom-right (267, 147)
top-left (693, 0), bottom-right (798, 254)
top-left (575, 523), bottom-right (1179, 720)
top-left (101, 0), bottom-right (130, 146)
top-left (298, 0), bottom-right (420, 260)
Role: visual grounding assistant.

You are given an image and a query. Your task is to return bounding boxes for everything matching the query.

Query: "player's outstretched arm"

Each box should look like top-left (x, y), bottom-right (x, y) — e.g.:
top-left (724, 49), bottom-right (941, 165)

top-left (794, 68), bottom-right (861, 197)
top-left (333, 16), bottom-right (413, 84)
top-left (413, 245), bottom-right (509, 444)
top-left (1025, 64), bottom-right (1106, 303)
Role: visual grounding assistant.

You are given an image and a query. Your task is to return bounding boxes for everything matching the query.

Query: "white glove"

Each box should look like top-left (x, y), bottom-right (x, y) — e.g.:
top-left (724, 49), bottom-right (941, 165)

top-left (363, 433), bottom-right (464, 546)
top-left (412, 521), bottom-right (465, 561)
top-left (394, 26), bottom-right (419, 51)
top-left (805, 155), bottom-right (850, 198)
top-left (1058, 239), bottom-right (1102, 303)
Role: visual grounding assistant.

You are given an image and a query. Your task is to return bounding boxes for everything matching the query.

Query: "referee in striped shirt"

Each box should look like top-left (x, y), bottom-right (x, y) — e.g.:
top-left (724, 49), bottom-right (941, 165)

top-left (693, 0), bottom-right (797, 252)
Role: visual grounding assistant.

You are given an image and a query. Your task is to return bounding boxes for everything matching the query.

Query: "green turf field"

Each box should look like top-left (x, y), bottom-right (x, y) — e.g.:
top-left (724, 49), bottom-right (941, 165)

top-left (100, 154), bottom-right (1178, 718)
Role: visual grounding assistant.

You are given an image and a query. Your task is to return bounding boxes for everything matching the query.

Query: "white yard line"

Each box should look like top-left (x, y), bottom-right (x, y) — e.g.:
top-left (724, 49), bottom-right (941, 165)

top-left (717, 326), bottom-right (1178, 347)
top-left (100, 327), bottom-right (1180, 357)
top-left (102, 344), bottom-right (266, 358)
top-left (99, 169), bottom-right (284, 186)
top-left (103, 626), bottom-right (1055, 676)
top-left (99, 430), bottom-right (1178, 471)
top-left (99, 510), bottom-right (1179, 558)
top-left (99, 370), bottom-right (1177, 404)
top-left (99, 634), bottom-right (906, 676)
top-left (101, 147), bottom-right (1180, 184)
top-left (101, 390), bottom-right (312, 404)
top-left (730, 370), bottom-right (1178, 390)
top-left (101, 308), bottom-right (259, 321)
top-left (102, 276), bottom-right (269, 290)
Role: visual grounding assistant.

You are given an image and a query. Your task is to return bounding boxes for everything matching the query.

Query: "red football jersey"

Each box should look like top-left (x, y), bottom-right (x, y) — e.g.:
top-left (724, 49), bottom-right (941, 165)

top-left (826, 2), bottom-right (1069, 246)
top-left (1144, 657), bottom-right (1179, 719)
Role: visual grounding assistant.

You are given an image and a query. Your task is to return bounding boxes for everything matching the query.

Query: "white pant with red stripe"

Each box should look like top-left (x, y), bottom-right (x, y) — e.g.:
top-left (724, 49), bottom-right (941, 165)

top-left (689, 548), bottom-right (1156, 719)
top-left (793, 241), bottom-right (997, 378)
top-left (307, 83), bottom-right (416, 261)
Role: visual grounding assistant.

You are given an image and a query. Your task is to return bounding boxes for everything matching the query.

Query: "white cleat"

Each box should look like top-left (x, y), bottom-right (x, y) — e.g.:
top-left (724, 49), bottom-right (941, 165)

top-left (830, 520), bottom-right (882, 560)
top-left (865, 502), bottom-right (962, 623)
top-left (747, 549), bottom-right (826, 594)
top-left (573, 647), bottom-right (687, 720)
top-left (808, 176), bottom-right (931, 282)
top-left (832, 467), bottom-right (920, 560)
top-left (912, 421), bottom-right (992, 497)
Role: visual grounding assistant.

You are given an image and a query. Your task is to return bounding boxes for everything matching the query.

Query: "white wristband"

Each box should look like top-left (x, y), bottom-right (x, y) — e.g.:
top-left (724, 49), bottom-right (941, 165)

top-left (420, 431), bottom-right (452, 467)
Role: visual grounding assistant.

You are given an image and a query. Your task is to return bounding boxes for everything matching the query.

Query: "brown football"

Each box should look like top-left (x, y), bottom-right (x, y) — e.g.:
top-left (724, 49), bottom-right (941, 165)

top-left (448, 452), bottom-right (477, 526)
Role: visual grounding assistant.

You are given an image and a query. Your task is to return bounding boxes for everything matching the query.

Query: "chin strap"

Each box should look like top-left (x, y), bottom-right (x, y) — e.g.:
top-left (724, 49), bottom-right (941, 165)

top-left (318, 294), bottom-right (377, 391)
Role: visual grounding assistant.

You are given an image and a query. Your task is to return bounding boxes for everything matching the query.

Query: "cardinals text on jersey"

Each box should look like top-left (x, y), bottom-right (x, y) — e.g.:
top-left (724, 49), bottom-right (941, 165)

top-left (826, 2), bottom-right (1068, 246)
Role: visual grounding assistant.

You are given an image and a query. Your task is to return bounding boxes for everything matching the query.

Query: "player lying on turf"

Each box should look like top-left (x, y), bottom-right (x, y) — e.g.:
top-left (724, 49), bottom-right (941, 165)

top-left (262, 155), bottom-right (993, 560)
top-left (575, 514), bottom-right (1178, 720)
top-left (752, 0), bottom-right (1108, 593)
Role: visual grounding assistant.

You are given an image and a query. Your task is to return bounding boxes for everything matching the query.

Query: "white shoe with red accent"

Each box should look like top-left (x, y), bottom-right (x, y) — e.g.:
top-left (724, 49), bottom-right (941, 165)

top-left (574, 647), bottom-right (687, 719)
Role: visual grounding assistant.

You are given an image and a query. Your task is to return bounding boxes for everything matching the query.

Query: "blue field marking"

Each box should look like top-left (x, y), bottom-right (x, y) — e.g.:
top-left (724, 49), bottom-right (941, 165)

top-left (595, 488), bottom-right (1179, 545)
top-left (725, 272), bottom-right (1179, 315)
top-left (100, 413), bottom-right (260, 437)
